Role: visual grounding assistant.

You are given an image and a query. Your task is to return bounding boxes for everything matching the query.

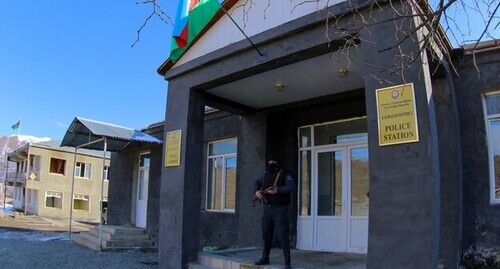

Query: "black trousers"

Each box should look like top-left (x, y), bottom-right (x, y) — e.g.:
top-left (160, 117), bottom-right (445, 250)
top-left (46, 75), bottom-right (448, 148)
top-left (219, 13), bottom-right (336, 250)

top-left (261, 204), bottom-right (291, 265)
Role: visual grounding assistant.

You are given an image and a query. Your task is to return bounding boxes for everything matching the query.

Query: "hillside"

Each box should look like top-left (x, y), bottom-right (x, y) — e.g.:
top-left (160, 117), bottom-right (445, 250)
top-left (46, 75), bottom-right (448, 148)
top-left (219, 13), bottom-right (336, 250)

top-left (0, 135), bottom-right (51, 181)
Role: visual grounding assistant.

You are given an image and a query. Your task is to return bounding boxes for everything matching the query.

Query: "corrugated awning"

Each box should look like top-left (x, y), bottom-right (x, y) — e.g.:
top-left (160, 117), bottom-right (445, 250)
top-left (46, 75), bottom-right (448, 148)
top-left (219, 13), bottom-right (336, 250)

top-left (61, 117), bottom-right (163, 152)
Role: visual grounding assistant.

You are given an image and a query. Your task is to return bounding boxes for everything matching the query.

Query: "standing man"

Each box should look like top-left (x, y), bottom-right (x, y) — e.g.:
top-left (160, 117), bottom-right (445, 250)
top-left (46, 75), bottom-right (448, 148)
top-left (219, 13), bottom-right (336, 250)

top-left (254, 155), bottom-right (295, 269)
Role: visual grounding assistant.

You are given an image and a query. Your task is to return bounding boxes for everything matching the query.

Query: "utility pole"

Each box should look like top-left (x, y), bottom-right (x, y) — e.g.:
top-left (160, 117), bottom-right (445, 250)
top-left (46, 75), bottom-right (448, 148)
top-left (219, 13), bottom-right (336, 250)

top-left (3, 151), bottom-right (9, 211)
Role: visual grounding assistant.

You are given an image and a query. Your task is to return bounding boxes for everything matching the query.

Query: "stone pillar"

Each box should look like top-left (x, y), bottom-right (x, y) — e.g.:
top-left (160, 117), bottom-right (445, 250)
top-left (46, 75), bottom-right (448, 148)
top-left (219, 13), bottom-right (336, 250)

top-left (159, 80), bottom-right (205, 269)
top-left (433, 76), bottom-right (462, 269)
top-left (238, 114), bottom-right (267, 246)
top-left (360, 3), bottom-right (440, 269)
top-left (107, 151), bottom-right (134, 226)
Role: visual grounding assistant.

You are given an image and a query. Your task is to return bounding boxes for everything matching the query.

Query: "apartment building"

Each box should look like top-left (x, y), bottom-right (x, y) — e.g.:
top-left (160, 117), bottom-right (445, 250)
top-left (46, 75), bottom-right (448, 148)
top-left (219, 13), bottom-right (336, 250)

top-left (6, 140), bottom-right (110, 221)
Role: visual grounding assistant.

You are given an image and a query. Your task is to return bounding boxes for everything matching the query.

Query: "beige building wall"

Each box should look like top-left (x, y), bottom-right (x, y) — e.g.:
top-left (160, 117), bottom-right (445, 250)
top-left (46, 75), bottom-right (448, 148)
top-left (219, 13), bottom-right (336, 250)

top-left (23, 144), bottom-right (109, 221)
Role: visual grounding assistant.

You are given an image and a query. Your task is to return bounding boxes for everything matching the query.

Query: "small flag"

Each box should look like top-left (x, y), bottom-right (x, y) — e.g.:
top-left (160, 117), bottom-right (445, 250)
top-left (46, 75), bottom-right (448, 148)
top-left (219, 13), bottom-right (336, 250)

top-left (11, 120), bottom-right (20, 131)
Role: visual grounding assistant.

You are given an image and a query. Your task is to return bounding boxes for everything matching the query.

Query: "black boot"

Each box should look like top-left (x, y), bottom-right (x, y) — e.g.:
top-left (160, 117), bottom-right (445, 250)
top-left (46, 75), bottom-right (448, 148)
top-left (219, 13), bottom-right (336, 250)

top-left (254, 257), bottom-right (270, 265)
top-left (255, 244), bottom-right (271, 265)
top-left (283, 247), bottom-right (291, 269)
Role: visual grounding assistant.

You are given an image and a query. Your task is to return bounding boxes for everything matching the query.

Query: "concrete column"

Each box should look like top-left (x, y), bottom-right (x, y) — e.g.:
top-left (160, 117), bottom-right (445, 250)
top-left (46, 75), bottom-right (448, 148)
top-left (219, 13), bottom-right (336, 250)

top-left (159, 80), bottom-right (205, 269)
top-left (237, 114), bottom-right (267, 246)
top-left (360, 3), bottom-right (440, 269)
top-left (433, 77), bottom-right (462, 268)
top-left (107, 151), bottom-right (134, 226)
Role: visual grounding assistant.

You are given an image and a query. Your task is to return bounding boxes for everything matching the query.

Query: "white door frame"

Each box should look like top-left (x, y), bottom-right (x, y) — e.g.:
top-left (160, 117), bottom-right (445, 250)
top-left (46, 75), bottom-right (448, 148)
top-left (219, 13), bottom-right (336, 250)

top-left (135, 153), bottom-right (150, 228)
top-left (313, 146), bottom-right (347, 251)
top-left (298, 141), bottom-right (368, 253)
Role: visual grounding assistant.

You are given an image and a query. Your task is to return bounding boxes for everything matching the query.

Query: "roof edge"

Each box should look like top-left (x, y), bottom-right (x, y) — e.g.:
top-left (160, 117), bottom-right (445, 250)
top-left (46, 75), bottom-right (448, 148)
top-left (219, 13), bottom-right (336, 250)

top-left (157, 0), bottom-right (240, 76)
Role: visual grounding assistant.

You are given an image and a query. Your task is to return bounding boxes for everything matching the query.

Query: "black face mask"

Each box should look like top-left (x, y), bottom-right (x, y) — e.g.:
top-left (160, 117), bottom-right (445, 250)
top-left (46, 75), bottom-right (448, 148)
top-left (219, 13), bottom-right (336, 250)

top-left (267, 163), bottom-right (279, 172)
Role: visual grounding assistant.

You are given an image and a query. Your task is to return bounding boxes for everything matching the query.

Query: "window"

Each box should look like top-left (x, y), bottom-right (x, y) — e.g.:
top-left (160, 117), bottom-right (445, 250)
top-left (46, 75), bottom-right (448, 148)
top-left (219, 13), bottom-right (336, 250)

top-left (206, 139), bottom-right (237, 212)
top-left (45, 191), bottom-right (63, 209)
top-left (138, 154), bottom-right (150, 201)
top-left (298, 118), bottom-right (368, 216)
top-left (484, 92), bottom-right (500, 203)
top-left (75, 162), bottom-right (92, 178)
top-left (49, 158), bottom-right (66, 175)
top-left (27, 189), bottom-right (38, 206)
top-left (30, 155), bottom-right (40, 171)
top-left (73, 194), bottom-right (89, 210)
top-left (103, 166), bottom-right (110, 180)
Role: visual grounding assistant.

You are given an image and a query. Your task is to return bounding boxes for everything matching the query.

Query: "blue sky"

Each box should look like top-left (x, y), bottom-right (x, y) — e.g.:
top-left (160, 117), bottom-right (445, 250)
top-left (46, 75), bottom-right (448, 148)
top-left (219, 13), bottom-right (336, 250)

top-left (0, 1), bottom-right (178, 139)
top-left (0, 1), bottom-right (497, 139)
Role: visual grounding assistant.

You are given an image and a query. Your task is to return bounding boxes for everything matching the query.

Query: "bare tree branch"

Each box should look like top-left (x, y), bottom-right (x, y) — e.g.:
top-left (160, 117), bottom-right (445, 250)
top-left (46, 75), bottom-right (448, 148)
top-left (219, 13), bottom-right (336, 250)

top-left (132, 0), bottom-right (173, 48)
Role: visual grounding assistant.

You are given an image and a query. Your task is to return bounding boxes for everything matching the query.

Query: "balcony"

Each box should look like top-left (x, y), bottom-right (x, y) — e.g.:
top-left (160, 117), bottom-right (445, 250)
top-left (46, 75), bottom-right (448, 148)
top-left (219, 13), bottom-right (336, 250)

top-left (6, 169), bottom-right (41, 185)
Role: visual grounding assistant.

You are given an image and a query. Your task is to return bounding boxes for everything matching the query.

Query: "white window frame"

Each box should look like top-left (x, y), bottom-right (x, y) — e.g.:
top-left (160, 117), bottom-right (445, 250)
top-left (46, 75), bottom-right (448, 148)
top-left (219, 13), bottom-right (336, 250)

top-left (103, 166), bottom-right (110, 181)
top-left (45, 191), bottom-right (63, 209)
top-left (205, 138), bottom-right (237, 213)
top-left (73, 194), bottom-right (90, 211)
top-left (483, 91), bottom-right (500, 204)
top-left (75, 162), bottom-right (92, 179)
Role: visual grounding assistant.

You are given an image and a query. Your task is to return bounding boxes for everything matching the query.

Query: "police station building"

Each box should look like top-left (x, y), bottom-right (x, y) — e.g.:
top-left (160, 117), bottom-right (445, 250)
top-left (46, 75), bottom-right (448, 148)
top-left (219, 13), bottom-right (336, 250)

top-left (148, 0), bottom-right (500, 268)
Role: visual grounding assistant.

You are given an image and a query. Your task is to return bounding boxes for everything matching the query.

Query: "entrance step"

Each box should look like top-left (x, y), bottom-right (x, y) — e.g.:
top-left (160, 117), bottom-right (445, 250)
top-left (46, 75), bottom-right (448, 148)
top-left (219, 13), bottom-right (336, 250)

top-left (189, 248), bottom-right (367, 269)
top-left (71, 225), bottom-right (155, 251)
top-left (189, 248), bottom-right (275, 269)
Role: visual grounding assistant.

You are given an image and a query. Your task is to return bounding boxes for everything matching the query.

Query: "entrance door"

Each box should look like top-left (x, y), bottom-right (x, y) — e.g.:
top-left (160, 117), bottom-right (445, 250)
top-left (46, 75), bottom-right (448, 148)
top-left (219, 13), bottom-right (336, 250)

top-left (297, 144), bottom-right (369, 253)
top-left (135, 153), bottom-right (150, 228)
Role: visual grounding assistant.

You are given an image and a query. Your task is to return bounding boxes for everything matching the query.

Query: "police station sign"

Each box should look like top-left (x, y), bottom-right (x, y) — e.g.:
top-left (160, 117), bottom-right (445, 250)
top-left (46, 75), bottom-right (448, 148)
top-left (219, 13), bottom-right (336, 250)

top-left (165, 129), bottom-right (182, 167)
top-left (376, 83), bottom-right (419, 146)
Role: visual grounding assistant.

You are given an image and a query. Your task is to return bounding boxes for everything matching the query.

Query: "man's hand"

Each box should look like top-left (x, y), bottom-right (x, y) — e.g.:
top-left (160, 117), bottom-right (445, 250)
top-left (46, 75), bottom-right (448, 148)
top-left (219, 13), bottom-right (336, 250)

top-left (266, 187), bottom-right (277, 195)
top-left (255, 191), bottom-right (263, 199)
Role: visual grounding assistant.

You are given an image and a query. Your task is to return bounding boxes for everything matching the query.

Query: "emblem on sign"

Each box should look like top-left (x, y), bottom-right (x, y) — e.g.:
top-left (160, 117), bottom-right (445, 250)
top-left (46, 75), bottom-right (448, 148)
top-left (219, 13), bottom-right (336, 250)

top-left (391, 90), bottom-right (399, 99)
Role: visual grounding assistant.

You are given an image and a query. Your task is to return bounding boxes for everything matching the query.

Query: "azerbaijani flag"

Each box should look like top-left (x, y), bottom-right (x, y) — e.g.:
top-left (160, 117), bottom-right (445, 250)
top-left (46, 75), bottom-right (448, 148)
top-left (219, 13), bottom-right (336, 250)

top-left (169, 0), bottom-right (222, 63)
top-left (11, 120), bottom-right (20, 131)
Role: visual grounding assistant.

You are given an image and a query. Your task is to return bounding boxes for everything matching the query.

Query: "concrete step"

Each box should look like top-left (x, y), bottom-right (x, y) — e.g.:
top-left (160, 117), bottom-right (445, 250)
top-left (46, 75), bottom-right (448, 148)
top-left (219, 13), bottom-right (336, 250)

top-left (72, 225), bottom-right (156, 251)
top-left (198, 252), bottom-right (274, 269)
top-left (104, 239), bottom-right (155, 249)
top-left (88, 228), bottom-right (150, 241)
top-left (71, 233), bottom-right (101, 251)
top-left (100, 225), bottom-right (147, 235)
top-left (187, 263), bottom-right (217, 269)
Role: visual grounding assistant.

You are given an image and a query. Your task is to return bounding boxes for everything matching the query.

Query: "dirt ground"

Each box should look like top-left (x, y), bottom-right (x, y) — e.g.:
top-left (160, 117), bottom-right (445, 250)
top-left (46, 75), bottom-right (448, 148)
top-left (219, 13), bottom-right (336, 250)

top-left (0, 205), bottom-right (159, 269)
top-left (0, 211), bottom-right (93, 232)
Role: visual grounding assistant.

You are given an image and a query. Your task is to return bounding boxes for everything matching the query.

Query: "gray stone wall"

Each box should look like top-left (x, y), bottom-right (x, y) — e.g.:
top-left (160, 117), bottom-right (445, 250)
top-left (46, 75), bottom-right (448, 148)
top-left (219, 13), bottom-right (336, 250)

top-left (107, 142), bottom-right (163, 245)
top-left (453, 49), bottom-right (500, 251)
top-left (199, 112), bottom-right (241, 249)
top-left (360, 2), bottom-right (441, 268)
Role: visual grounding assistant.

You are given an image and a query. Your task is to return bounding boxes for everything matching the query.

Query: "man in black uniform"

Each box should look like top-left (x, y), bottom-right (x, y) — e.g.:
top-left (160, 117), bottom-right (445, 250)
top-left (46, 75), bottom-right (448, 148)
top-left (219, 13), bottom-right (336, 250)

top-left (254, 155), bottom-right (295, 269)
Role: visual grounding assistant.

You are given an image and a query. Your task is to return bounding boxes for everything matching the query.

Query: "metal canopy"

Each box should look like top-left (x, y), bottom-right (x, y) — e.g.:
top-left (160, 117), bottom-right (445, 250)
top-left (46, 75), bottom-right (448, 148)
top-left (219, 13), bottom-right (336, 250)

top-left (61, 117), bottom-right (162, 248)
top-left (61, 117), bottom-right (162, 152)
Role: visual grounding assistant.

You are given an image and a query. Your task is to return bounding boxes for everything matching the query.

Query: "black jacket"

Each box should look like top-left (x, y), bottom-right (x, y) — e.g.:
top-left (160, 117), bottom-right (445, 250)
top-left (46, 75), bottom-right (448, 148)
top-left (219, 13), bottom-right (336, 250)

top-left (254, 168), bottom-right (295, 205)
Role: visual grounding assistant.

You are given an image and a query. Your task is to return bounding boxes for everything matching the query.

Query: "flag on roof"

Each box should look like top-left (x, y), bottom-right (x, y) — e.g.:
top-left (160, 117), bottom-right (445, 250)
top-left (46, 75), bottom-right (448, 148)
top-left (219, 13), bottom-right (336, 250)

top-left (11, 120), bottom-right (20, 131)
top-left (169, 0), bottom-right (222, 63)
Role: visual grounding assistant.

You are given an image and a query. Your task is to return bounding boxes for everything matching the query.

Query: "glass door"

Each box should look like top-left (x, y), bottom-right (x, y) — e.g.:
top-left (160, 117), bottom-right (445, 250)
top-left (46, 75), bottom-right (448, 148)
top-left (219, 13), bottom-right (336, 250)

top-left (347, 146), bottom-right (369, 252)
top-left (314, 148), bottom-right (346, 250)
top-left (297, 144), bottom-right (369, 253)
top-left (296, 119), bottom-right (369, 253)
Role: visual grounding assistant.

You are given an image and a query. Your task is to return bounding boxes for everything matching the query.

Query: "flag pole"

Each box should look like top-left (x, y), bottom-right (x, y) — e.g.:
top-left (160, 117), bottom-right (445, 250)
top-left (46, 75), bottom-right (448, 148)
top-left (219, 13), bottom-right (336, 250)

top-left (220, 6), bottom-right (265, 57)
